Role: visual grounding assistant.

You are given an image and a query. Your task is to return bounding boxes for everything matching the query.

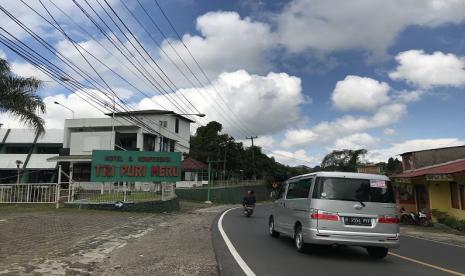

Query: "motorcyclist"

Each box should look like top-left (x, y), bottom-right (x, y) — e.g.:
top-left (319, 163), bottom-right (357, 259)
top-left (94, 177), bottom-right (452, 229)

top-left (242, 190), bottom-right (256, 207)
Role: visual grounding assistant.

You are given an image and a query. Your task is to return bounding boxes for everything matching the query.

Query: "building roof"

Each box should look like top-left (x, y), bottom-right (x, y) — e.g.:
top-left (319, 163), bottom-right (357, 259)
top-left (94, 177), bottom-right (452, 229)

top-left (105, 109), bottom-right (195, 123)
top-left (182, 158), bottom-right (208, 170)
top-left (0, 129), bottom-right (63, 144)
top-left (393, 158), bottom-right (465, 178)
top-left (289, 171), bottom-right (390, 181)
top-left (400, 145), bottom-right (465, 156)
top-left (47, 155), bottom-right (92, 162)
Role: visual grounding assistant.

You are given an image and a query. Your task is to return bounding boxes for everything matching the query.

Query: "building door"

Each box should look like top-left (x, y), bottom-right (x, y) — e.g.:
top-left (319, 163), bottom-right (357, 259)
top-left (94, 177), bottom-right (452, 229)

top-left (415, 184), bottom-right (430, 211)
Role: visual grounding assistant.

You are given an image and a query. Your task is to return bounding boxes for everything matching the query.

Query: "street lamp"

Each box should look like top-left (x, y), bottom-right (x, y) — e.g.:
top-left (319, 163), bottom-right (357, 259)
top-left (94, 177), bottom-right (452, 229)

top-left (16, 160), bottom-right (23, 184)
top-left (54, 101), bottom-right (75, 119)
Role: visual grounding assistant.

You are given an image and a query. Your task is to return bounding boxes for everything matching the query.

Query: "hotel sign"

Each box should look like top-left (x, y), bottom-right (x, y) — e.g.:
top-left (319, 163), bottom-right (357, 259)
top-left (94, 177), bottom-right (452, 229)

top-left (90, 150), bottom-right (181, 182)
top-left (425, 174), bottom-right (454, 182)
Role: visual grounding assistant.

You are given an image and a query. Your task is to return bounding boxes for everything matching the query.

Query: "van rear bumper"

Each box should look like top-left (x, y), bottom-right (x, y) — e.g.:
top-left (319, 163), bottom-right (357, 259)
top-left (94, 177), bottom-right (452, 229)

top-left (303, 227), bottom-right (400, 248)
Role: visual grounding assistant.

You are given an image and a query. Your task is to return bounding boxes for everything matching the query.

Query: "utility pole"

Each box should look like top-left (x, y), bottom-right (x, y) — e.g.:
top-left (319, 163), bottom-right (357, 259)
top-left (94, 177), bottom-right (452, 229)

top-left (246, 136), bottom-right (258, 180)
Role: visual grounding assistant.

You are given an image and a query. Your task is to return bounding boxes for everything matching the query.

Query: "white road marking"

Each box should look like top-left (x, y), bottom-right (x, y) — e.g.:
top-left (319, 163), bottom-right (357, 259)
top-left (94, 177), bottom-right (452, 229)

top-left (218, 207), bottom-right (256, 276)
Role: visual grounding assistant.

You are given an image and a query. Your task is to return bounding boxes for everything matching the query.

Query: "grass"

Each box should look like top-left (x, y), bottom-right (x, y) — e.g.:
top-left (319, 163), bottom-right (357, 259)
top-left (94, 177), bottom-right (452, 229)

top-left (78, 191), bottom-right (162, 203)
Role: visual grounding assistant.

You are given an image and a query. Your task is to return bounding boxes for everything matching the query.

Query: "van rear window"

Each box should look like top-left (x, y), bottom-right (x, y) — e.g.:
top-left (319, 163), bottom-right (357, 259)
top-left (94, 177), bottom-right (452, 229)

top-left (312, 177), bottom-right (395, 203)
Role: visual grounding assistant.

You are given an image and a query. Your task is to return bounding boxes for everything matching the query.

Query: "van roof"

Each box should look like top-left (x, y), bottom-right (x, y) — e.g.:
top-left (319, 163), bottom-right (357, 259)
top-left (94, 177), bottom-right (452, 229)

top-left (288, 171), bottom-right (390, 181)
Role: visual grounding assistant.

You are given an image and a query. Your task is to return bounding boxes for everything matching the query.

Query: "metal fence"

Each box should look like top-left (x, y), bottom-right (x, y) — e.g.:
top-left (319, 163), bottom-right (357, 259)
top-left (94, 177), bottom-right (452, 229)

top-left (211, 179), bottom-right (266, 187)
top-left (67, 182), bottom-right (176, 203)
top-left (0, 183), bottom-right (59, 204)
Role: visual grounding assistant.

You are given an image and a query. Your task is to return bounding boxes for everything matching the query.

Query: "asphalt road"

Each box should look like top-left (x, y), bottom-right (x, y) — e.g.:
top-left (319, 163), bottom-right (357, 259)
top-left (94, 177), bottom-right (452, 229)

top-left (213, 204), bottom-right (465, 276)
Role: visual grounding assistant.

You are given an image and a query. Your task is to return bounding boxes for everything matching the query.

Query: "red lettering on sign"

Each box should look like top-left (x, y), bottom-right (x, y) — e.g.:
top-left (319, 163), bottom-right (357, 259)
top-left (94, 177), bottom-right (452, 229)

top-left (151, 166), bottom-right (159, 176)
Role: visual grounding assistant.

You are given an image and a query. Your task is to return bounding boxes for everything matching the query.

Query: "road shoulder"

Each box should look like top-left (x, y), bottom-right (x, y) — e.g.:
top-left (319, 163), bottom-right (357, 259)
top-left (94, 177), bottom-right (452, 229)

top-left (95, 203), bottom-right (232, 276)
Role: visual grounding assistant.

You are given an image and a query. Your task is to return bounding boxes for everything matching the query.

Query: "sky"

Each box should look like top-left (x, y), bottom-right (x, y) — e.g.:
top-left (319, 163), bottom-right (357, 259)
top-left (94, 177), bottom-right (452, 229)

top-left (1, 0), bottom-right (465, 166)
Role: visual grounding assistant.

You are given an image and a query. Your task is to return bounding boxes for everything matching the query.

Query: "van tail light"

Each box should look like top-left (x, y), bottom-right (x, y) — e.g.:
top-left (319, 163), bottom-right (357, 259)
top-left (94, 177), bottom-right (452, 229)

top-left (310, 209), bottom-right (339, 221)
top-left (378, 215), bottom-right (400, 224)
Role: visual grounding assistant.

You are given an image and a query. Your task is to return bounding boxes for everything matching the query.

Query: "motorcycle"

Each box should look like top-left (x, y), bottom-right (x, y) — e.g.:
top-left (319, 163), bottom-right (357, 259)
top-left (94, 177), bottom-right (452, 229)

top-left (400, 208), bottom-right (430, 226)
top-left (243, 205), bottom-right (255, 217)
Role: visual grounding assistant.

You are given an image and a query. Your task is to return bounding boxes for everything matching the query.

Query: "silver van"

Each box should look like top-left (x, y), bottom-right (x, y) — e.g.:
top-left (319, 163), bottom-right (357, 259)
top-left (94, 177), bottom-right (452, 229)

top-left (269, 171), bottom-right (399, 258)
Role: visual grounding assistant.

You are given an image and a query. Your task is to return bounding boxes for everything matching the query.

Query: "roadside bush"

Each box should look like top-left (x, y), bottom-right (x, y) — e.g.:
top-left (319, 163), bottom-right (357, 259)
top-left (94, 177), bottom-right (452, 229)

top-left (432, 209), bottom-right (465, 232)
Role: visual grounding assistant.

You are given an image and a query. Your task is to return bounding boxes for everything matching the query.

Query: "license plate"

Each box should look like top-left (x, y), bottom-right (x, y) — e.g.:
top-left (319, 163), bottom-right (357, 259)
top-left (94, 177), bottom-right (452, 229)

top-left (344, 217), bottom-right (372, 226)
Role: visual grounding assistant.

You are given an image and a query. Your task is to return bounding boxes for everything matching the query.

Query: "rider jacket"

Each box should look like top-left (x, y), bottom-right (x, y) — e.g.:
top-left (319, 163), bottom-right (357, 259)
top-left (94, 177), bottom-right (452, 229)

top-left (242, 195), bottom-right (256, 206)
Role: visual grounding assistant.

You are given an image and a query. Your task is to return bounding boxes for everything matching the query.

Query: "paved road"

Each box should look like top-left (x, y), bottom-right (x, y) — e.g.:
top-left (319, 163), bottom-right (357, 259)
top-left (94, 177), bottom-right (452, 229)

top-left (213, 204), bottom-right (465, 276)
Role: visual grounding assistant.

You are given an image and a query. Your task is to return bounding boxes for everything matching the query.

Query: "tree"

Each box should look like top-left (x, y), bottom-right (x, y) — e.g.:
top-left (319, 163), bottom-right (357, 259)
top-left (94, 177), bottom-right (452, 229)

top-left (188, 121), bottom-right (309, 182)
top-left (386, 157), bottom-right (403, 175)
top-left (0, 59), bottom-right (45, 135)
top-left (320, 149), bottom-right (367, 172)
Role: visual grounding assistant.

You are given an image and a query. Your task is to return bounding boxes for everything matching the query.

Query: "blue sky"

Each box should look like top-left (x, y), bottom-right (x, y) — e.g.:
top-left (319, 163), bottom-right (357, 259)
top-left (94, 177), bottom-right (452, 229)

top-left (1, 0), bottom-right (465, 166)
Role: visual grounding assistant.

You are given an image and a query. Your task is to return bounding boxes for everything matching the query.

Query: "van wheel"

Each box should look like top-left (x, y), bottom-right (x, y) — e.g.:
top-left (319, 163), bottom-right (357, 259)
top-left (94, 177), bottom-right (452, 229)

top-left (366, 247), bottom-right (388, 259)
top-left (269, 218), bottom-right (280, 238)
top-left (294, 226), bottom-right (306, 253)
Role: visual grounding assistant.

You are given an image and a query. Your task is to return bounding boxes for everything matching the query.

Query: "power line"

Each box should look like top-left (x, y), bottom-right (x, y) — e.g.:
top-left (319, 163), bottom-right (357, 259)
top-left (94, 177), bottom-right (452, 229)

top-left (152, 0), bottom-right (255, 136)
top-left (31, 0), bottom-right (204, 136)
top-left (8, 0), bottom-right (200, 143)
top-left (45, 0), bottom-right (207, 126)
top-left (134, 0), bottom-right (252, 137)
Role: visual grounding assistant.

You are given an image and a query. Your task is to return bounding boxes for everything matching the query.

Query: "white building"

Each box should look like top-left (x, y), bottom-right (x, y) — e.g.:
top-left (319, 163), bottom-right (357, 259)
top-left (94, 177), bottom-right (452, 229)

top-left (0, 129), bottom-right (63, 183)
top-left (48, 110), bottom-right (193, 182)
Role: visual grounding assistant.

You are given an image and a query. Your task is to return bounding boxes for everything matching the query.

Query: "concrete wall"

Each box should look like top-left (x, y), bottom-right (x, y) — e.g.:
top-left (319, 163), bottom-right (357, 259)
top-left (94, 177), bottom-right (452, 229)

top-left (428, 181), bottom-right (465, 220)
top-left (70, 131), bottom-right (113, 155)
top-left (176, 185), bottom-right (271, 204)
top-left (408, 146), bottom-right (465, 169)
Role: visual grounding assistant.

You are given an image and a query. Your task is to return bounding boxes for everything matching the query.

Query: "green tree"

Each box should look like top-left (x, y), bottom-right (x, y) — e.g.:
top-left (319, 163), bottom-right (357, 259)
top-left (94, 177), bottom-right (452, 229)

top-left (321, 149), bottom-right (368, 172)
top-left (188, 121), bottom-right (312, 182)
top-left (0, 59), bottom-right (45, 135)
top-left (386, 157), bottom-right (403, 175)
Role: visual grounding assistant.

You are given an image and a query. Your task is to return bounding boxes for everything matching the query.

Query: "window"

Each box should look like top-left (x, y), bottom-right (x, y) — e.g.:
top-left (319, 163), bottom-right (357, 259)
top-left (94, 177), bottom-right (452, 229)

top-left (312, 177), bottom-right (395, 203)
top-left (286, 179), bottom-right (312, 199)
top-left (175, 118), bottom-right (179, 133)
top-left (115, 133), bottom-right (137, 151)
top-left (143, 134), bottom-right (156, 151)
top-left (5, 146), bottom-right (30, 154)
top-left (460, 185), bottom-right (465, 211)
top-left (159, 120), bottom-right (167, 127)
top-left (36, 146), bottom-right (61, 154)
top-left (450, 182), bottom-right (460, 209)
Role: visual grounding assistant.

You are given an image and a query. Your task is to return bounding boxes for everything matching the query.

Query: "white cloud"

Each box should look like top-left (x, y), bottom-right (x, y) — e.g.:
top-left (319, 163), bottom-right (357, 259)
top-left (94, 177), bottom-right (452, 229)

top-left (10, 62), bottom-right (52, 82)
top-left (383, 128), bottom-right (397, 136)
top-left (389, 50), bottom-right (465, 88)
top-left (0, 1), bottom-right (121, 39)
top-left (157, 11), bottom-right (276, 81)
top-left (333, 133), bottom-right (378, 150)
top-left (254, 136), bottom-right (275, 149)
top-left (276, 0), bottom-right (465, 56)
top-left (368, 138), bottom-right (465, 162)
top-left (267, 149), bottom-right (318, 166)
top-left (282, 103), bottom-right (407, 148)
top-left (0, 92), bottom-right (106, 129)
top-left (394, 90), bottom-right (425, 103)
top-left (331, 75), bottom-right (390, 112)
top-left (136, 70), bottom-right (304, 137)
top-left (0, 49), bottom-right (6, 59)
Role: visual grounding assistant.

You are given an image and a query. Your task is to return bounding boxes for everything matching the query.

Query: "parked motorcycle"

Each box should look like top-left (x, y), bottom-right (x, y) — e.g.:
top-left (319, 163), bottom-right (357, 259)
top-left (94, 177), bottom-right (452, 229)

top-left (243, 205), bottom-right (255, 217)
top-left (400, 208), bottom-right (430, 226)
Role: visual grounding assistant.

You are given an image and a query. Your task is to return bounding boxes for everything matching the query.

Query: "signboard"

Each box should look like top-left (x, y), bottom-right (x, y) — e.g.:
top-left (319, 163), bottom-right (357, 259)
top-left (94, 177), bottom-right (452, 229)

top-left (357, 166), bottom-right (382, 175)
top-left (91, 150), bottom-right (182, 182)
top-left (425, 174), bottom-right (454, 182)
top-left (394, 177), bottom-right (411, 184)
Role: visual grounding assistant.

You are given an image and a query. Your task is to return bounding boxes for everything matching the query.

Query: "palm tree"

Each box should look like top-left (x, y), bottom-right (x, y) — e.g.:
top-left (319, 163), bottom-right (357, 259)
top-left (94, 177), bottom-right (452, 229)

top-left (0, 58), bottom-right (46, 135)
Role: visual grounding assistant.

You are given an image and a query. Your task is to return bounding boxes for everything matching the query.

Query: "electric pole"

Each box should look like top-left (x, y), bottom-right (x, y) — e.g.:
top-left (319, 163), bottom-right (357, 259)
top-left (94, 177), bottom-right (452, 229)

top-left (246, 136), bottom-right (258, 180)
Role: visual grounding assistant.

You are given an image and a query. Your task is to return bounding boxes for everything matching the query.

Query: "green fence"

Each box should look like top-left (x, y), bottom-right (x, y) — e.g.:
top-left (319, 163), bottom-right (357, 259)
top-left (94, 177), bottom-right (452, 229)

top-left (175, 185), bottom-right (270, 204)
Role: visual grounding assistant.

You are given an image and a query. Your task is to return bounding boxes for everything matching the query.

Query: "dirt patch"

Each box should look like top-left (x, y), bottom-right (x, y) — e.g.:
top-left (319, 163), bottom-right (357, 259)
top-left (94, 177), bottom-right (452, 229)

top-left (95, 204), bottom-right (233, 276)
top-left (0, 202), bottom-right (230, 275)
